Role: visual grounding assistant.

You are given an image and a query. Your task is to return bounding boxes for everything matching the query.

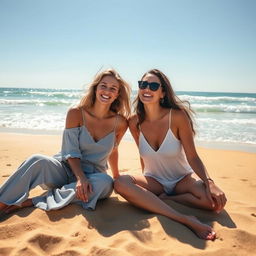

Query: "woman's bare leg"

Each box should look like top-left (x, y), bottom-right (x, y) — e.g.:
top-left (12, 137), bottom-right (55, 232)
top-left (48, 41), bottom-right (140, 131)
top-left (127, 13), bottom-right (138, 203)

top-left (114, 175), bottom-right (216, 240)
top-left (159, 174), bottom-right (220, 211)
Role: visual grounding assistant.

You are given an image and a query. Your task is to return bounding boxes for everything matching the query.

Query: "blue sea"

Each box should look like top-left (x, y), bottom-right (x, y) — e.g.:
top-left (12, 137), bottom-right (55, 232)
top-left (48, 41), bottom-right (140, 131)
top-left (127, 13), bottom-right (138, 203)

top-left (0, 87), bottom-right (256, 152)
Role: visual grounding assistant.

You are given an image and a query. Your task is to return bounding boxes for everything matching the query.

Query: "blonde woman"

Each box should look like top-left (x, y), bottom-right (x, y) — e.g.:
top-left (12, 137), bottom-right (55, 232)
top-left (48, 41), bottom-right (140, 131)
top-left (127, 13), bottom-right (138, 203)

top-left (114, 69), bottom-right (226, 240)
top-left (0, 69), bottom-right (131, 213)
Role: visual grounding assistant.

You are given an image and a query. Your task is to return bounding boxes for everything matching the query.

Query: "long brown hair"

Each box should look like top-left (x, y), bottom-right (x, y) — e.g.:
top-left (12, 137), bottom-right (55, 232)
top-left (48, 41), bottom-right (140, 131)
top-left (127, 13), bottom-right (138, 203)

top-left (134, 69), bottom-right (196, 134)
top-left (78, 69), bottom-right (131, 118)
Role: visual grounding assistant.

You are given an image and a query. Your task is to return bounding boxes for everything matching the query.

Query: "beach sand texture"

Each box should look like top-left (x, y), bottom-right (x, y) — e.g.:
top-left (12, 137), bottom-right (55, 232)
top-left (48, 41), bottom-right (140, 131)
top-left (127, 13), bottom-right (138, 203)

top-left (0, 133), bottom-right (256, 256)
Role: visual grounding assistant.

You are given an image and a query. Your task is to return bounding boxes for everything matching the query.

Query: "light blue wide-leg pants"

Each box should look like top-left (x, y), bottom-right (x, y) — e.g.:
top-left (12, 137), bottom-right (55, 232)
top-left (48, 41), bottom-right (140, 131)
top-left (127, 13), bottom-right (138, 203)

top-left (0, 154), bottom-right (113, 210)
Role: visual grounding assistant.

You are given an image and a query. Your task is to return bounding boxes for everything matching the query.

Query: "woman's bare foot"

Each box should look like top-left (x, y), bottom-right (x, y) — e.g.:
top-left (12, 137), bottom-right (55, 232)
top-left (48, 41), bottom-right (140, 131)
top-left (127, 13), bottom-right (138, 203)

top-left (184, 215), bottom-right (216, 240)
top-left (4, 199), bottom-right (33, 214)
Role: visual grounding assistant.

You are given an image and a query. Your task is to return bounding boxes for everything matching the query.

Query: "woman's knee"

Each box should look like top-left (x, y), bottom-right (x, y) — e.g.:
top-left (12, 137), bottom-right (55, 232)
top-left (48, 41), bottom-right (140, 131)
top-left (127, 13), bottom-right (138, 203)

top-left (195, 188), bottom-right (221, 211)
top-left (17, 154), bottom-right (50, 175)
top-left (26, 154), bottom-right (50, 166)
top-left (199, 197), bottom-right (216, 211)
top-left (204, 197), bottom-right (224, 212)
top-left (113, 175), bottom-right (133, 194)
top-left (24, 154), bottom-right (62, 179)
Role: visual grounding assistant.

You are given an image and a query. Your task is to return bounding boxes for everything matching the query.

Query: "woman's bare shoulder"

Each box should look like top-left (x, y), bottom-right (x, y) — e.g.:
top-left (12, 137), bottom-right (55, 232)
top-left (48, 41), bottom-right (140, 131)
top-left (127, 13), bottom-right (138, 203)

top-left (172, 109), bottom-right (189, 122)
top-left (66, 107), bottom-right (83, 128)
top-left (116, 114), bottom-right (128, 131)
top-left (171, 109), bottom-right (192, 134)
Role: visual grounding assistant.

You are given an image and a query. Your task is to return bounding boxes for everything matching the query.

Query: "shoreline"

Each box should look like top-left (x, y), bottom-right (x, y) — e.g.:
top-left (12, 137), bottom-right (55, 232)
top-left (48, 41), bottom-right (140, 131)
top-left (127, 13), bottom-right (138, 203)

top-left (1, 127), bottom-right (256, 153)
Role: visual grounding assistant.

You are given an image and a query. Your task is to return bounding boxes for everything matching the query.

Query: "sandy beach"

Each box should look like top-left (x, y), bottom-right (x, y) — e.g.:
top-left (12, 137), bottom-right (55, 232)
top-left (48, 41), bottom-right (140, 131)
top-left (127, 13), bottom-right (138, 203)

top-left (0, 132), bottom-right (256, 256)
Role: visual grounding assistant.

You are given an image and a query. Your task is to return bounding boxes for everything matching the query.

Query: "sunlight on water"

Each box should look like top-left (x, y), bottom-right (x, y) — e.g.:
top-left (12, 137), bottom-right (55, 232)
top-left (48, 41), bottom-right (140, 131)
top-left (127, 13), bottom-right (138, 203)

top-left (1, 88), bottom-right (256, 149)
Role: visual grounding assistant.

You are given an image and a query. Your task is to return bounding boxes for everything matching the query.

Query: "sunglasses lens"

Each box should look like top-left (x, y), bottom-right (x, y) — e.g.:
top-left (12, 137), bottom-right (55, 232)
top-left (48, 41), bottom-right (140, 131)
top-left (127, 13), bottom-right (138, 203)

top-left (149, 82), bottom-right (160, 91)
top-left (138, 81), bottom-right (161, 91)
top-left (138, 81), bottom-right (147, 89)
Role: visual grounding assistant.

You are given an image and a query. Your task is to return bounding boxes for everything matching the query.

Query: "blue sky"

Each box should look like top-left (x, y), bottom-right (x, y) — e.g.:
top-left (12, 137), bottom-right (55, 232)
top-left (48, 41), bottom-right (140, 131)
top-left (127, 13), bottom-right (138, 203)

top-left (0, 0), bottom-right (255, 92)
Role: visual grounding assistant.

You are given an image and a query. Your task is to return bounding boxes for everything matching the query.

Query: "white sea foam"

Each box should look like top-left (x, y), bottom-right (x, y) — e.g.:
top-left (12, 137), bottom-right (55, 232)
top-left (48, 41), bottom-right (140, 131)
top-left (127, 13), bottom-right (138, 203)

top-left (0, 99), bottom-right (75, 106)
top-left (179, 95), bottom-right (256, 103)
top-left (1, 88), bottom-right (256, 147)
top-left (197, 117), bottom-right (256, 125)
top-left (0, 113), bottom-right (65, 131)
top-left (192, 103), bottom-right (256, 113)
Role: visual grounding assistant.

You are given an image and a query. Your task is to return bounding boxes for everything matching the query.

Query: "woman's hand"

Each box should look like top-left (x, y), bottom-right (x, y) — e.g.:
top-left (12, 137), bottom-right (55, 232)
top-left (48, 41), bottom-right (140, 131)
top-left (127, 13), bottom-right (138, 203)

top-left (75, 178), bottom-right (93, 202)
top-left (205, 181), bottom-right (227, 213)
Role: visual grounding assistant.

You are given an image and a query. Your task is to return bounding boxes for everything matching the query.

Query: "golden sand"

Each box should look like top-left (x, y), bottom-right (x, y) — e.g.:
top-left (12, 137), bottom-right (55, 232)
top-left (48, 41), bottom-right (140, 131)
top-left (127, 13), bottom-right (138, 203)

top-left (0, 133), bottom-right (256, 256)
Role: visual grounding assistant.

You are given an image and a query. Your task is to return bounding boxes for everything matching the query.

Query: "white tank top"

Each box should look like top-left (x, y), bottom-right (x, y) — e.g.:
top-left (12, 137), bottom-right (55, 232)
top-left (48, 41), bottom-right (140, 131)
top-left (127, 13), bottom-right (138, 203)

top-left (139, 109), bottom-right (193, 194)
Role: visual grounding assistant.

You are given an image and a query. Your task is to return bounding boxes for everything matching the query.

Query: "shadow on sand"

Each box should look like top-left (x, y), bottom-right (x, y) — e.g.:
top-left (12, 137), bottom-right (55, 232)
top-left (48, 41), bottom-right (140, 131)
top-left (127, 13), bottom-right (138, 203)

top-left (0, 196), bottom-right (236, 249)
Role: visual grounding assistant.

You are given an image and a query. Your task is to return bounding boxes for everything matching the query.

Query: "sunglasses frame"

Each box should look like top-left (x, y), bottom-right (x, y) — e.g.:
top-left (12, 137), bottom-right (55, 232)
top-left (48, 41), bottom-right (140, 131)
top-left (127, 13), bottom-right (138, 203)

top-left (138, 81), bottom-right (161, 91)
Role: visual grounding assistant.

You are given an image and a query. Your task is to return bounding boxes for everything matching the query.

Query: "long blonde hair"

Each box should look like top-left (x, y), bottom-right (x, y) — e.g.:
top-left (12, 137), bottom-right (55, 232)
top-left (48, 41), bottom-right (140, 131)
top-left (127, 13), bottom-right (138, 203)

top-left (134, 69), bottom-right (196, 134)
top-left (78, 69), bottom-right (131, 118)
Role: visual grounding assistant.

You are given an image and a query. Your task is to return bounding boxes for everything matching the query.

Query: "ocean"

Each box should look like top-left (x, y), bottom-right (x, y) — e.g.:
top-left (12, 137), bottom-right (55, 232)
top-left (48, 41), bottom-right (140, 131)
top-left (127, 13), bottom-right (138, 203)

top-left (0, 87), bottom-right (256, 152)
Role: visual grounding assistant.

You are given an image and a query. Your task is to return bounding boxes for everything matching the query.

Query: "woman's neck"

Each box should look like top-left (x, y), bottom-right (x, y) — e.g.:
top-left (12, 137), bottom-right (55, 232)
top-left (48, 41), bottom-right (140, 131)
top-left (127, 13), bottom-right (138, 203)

top-left (87, 102), bottom-right (111, 119)
top-left (144, 104), bottom-right (167, 122)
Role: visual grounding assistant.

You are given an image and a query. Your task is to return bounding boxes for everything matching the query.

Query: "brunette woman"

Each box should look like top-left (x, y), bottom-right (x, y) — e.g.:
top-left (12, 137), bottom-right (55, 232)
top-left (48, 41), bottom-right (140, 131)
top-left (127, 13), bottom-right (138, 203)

top-left (114, 69), bottom-right (226, 240)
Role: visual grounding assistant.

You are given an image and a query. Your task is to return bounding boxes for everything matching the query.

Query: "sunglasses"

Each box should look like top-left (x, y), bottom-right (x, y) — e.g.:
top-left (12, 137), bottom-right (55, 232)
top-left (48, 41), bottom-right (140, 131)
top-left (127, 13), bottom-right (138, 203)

top-left (138, 81), bottom-right (161, 91)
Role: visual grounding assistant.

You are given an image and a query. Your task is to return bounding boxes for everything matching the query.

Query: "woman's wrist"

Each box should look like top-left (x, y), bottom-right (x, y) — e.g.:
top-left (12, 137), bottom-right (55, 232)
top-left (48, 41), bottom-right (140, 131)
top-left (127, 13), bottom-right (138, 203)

top-left (204, 177), bottom-right (214, 187)
top-left (76, 174), bottom-right (88, 183)
top-left (206, 178), bottom-right (214, 183)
